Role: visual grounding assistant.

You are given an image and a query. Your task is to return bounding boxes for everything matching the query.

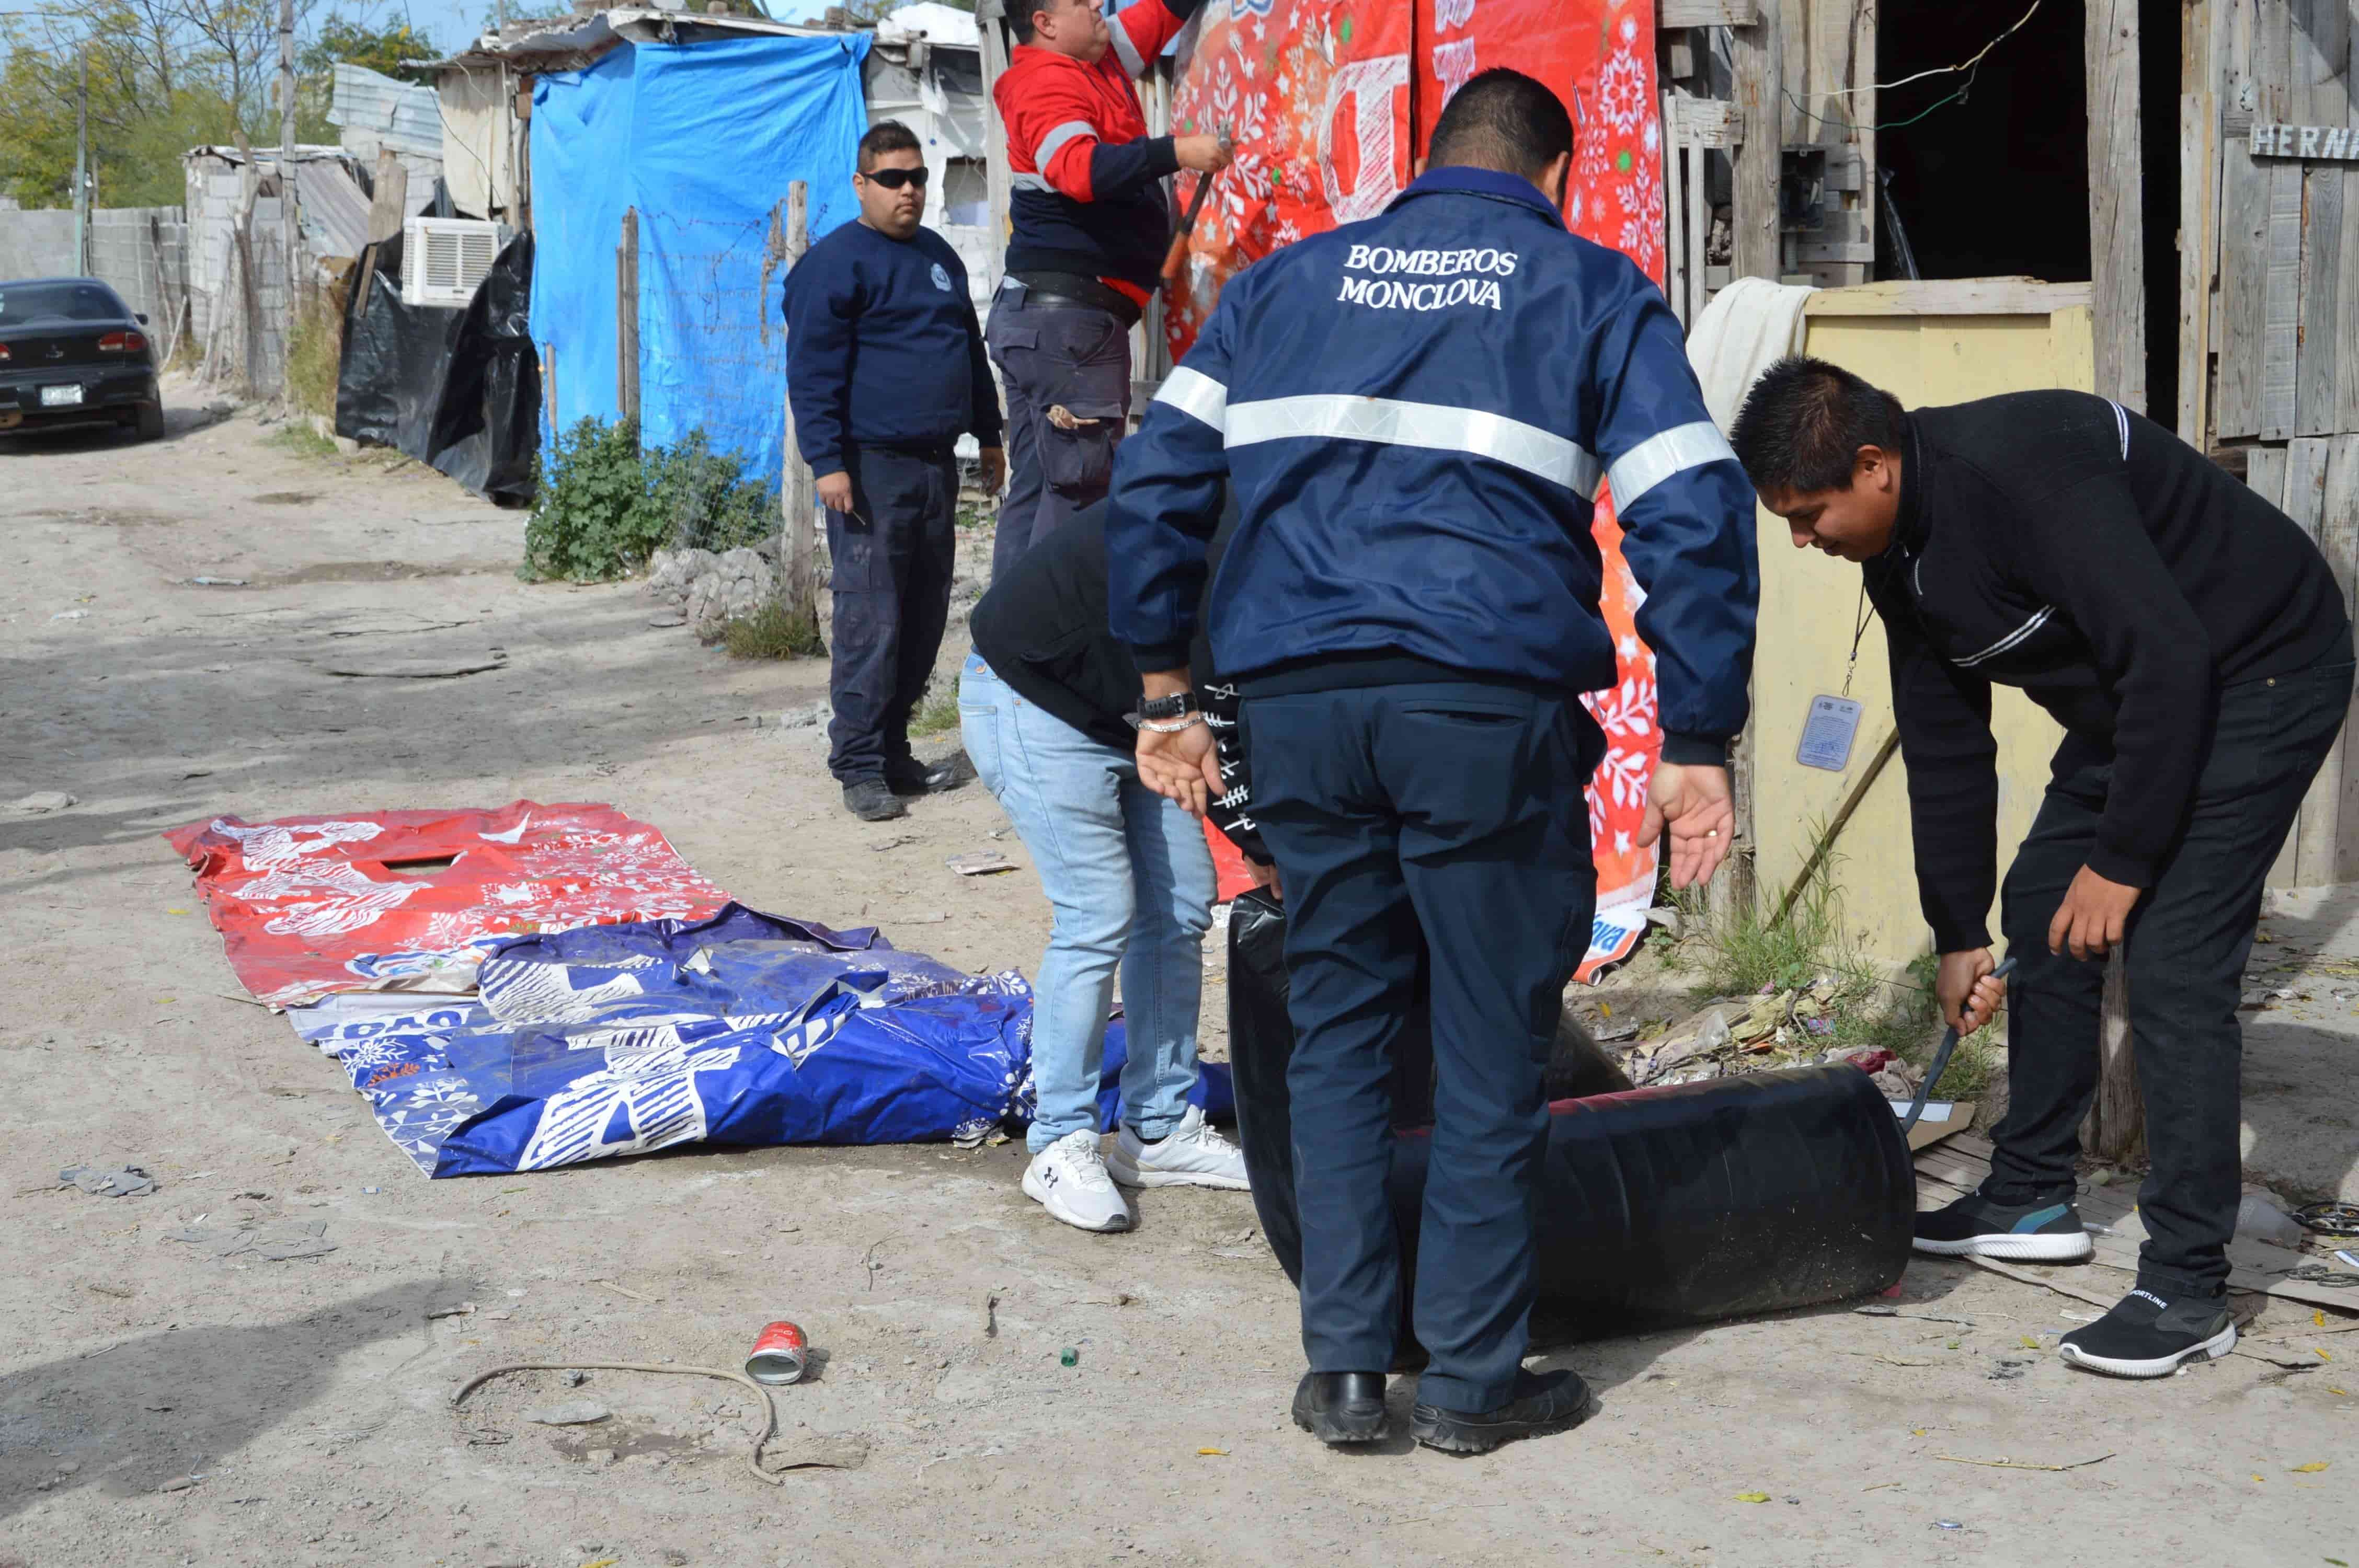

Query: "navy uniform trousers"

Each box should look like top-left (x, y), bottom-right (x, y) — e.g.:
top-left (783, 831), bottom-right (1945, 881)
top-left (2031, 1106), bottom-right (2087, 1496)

top-left (1241, 676), bottom-right (1602, 1412)
top-left (826, 444), bottom-right (958, 786)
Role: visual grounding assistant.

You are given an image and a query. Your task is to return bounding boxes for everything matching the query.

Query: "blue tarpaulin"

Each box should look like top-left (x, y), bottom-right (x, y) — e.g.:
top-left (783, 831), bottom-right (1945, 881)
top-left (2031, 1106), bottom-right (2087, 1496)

top-left (528, 33), bottom-right (872, 488)
top-left (299, 904), bottom-right (1033, 1176)
top-left (290, 903), bottom-right (1236, 1177)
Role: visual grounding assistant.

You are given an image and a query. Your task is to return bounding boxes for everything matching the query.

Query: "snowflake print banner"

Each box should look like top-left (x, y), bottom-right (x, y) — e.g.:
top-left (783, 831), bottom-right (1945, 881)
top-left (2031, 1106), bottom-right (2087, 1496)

top-left (165, 802), bottom-right (731, 1009)
top-left (290, 904), bottom-right (1038, 1176)
top-left (1168, 0), bottom-right (1668, 979)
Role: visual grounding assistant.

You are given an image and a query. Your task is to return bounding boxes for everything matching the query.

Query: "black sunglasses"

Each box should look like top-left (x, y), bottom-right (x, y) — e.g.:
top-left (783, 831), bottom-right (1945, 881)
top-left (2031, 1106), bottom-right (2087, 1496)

top-left (862, 166), bottom-right (931, 190)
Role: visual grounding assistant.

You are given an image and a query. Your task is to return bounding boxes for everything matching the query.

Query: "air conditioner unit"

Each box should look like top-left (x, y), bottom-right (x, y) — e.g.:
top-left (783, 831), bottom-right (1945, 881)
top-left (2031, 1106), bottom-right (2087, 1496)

top-left (402, 217), bottom-right (501, 308)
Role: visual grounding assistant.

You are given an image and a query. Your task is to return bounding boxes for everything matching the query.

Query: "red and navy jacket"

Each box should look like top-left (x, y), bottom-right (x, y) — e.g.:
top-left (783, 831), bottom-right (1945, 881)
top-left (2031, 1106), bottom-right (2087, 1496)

top-left (996, 0), bottom-right (1201, 299)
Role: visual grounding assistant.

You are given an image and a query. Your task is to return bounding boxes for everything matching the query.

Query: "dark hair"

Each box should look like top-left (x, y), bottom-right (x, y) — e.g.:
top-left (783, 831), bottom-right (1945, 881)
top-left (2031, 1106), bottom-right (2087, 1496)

top-left (1427, 69), bottom-right (1575, 183)
top-left (1008, 1), bottom-right (1047, 44)
top-left (1728, 355), bottom-right (1909, 494)
top-left (858, 120), bottom-right (922, 172)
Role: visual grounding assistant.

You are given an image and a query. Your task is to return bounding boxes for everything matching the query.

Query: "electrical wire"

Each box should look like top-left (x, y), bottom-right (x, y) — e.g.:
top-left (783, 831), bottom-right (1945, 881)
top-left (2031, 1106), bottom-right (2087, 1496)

top-left (1819, 0), bottom-right (2042, 99)
top-left (1785, 71), bottom-right (1977, 136)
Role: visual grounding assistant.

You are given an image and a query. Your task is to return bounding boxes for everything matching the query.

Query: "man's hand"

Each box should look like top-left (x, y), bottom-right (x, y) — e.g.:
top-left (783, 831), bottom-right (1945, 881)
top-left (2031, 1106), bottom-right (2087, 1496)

top-left (979, 446), bottom-right (1006, 496)
top-left (2049, 865), bottom-right (2140, 961)
top-left (1175, 134), bottom-right (1235, 174)
top-left (817, 470), bottom-right (854, 514)
top-left (1639, 763), bottom-right (1734, 889)
top-left (1137, 721), bottom-right (1218, 816)
top-left (1246, 858), bottom-right (1282, 901)
top-left (1936, 948), bottom-right (2007, 1033)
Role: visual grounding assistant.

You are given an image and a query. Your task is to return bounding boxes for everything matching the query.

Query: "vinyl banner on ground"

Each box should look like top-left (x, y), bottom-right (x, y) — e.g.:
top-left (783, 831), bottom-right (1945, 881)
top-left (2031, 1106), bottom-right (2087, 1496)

top-left (1170, 0), bottom-right (1665, 977)
top-left (165, 802), bottom-right (731, 1008)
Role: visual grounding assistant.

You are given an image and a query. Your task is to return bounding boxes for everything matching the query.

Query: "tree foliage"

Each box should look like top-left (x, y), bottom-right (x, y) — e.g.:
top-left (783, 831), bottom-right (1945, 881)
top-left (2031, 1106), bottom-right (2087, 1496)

top-left (0, 2), bottom-right (441, 210)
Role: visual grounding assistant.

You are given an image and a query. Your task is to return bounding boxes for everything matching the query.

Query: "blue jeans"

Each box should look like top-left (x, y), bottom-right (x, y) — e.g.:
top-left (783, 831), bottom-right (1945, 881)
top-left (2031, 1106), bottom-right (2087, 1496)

top-left (958, 652), bottom-right (1214, 1152)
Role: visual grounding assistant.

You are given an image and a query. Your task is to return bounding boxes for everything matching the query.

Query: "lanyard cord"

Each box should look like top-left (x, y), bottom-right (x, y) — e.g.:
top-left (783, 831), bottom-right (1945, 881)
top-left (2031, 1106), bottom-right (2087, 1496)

top-left (1842, 584), bottom-right (1875, 698)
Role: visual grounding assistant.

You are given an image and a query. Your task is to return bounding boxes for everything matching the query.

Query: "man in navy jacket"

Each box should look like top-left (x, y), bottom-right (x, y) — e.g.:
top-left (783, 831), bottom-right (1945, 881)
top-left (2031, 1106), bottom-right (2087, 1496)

top-left (784, 121), bottom-right (1004, 822)
top-left (1106, 70), bottom-right (1758, 1454)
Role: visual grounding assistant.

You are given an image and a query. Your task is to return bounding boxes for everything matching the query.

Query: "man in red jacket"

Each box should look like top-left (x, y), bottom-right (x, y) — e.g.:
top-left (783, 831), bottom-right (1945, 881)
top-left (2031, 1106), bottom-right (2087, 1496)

top-left (988, 0), bottom-right (1230, 581)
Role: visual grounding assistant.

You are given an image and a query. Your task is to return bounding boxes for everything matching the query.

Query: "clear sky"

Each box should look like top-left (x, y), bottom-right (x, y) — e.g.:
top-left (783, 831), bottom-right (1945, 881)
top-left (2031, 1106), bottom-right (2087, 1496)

top-left (389, 0), bottom-right (835, 54)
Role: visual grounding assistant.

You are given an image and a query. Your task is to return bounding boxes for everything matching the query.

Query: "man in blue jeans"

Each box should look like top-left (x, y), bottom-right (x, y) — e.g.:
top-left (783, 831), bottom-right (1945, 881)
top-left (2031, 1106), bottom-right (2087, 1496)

top-left (962, 500), bottom-right (1261, 1231)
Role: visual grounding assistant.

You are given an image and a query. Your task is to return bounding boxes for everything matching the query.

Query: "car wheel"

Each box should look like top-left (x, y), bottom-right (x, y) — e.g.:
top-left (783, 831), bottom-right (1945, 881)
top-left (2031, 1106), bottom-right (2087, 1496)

top-left (135, 400), bottom-right (165, 442)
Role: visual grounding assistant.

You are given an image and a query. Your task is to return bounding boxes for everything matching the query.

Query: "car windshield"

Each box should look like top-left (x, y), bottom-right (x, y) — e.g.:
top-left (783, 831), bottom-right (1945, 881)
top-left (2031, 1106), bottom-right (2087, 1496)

top-left (0, 283), bottom-right (124, 324)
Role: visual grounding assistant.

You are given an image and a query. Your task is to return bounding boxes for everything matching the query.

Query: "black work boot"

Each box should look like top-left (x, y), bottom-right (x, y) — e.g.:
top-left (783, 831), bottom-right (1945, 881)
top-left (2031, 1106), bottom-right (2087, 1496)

top-left (1411, 1367), bottom-right (1593, 1456)
top-left (842, 778), bottom-right (906, 822)
top-left (2058, 1286), bottom-right (2237, 1378)
top-left (1912, 1187), bottom-right (2093, 1263)
top-left (1291, 1371), bottom-right (1389, 1446)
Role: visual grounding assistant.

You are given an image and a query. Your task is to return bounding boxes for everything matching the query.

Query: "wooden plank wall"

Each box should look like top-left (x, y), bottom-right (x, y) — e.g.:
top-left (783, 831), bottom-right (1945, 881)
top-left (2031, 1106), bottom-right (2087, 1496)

top-left (2206, 2), bottom-right (2359, 887)
top-left (2214, 0), bottom-right (2356, 444)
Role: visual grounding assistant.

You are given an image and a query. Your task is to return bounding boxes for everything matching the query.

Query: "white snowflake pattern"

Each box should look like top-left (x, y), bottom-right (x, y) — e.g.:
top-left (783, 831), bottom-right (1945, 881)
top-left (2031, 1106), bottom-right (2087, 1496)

top-left (1597, 49), bottom-right (1648, 134)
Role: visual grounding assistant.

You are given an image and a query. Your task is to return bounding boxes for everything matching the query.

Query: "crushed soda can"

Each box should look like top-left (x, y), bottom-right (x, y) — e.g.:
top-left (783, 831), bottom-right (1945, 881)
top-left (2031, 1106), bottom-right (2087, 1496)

top-left (746, 1320), bottom-right (810, 1386)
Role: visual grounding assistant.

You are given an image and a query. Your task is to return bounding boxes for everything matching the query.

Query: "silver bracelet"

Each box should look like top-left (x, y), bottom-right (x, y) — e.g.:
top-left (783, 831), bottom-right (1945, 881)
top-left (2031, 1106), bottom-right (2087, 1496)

top-left (1139, 714), bottom-right (1206, 735)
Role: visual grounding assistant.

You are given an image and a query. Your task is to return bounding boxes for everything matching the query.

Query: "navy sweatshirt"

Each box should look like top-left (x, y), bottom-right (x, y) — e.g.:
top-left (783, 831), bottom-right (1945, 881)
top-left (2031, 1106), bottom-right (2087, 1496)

top-left (781, 219), bottom-right (1001, 478)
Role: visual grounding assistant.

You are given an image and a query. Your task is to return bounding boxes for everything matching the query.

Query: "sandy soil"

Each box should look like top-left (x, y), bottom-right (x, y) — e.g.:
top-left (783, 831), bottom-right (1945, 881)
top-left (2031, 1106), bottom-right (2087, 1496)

top-left (1, 387), bottom-right (2352, 1568)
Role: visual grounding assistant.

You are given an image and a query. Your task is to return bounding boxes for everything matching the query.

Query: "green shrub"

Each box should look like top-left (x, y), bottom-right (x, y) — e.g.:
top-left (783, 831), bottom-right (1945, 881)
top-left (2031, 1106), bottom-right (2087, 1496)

top-left (522, 417), bottom-right (667, 581)
top-left (651, 429), bottom-right (777, 555)
top-left (522, 417), bottom-right (779, 582)
top-left (720, 597), bottom-right (825, 660)
top-left (285, 291), bottom-right (342, 422)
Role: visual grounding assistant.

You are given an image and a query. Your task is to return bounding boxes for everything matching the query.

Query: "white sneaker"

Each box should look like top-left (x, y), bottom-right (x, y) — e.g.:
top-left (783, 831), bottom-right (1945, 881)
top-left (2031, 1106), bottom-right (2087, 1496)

top-left (1106, 1104), bottom-right (1251, 1191)
top-left (1022, 1129), bottom-right (1133, 1233)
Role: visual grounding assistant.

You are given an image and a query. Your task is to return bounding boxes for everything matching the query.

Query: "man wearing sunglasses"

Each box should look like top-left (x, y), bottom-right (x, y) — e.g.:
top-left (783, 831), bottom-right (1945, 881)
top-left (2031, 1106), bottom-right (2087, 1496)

top-left (784, 121), bottom-right (1006, 823)
top-left (988, 0), bottom-right (1231, 580)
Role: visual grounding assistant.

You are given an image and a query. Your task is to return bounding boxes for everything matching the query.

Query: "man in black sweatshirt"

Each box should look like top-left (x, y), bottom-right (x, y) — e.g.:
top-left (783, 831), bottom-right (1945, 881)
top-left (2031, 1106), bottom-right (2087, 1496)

top-left (783, 121), bottom-right (1004, 823)
top-left (1733, 356), bottom-right (2352, 1379)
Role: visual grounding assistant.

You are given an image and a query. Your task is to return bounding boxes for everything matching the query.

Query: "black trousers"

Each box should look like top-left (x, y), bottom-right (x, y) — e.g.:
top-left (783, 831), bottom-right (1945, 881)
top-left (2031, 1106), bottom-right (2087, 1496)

top-left (1242, 679), bottom-right (1601, 1412)
top-left (826, 445), bottom-right (957, 785)
top-left (984, 285), bottom-right (1132, 583)
top-left (1989, 656), bottom-right (2352, 1298)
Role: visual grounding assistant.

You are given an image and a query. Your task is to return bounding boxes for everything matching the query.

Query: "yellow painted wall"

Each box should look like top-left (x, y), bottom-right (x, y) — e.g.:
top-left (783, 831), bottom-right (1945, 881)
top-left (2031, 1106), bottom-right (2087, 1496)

top-left (1748, 295), bottom-right (2094, 964)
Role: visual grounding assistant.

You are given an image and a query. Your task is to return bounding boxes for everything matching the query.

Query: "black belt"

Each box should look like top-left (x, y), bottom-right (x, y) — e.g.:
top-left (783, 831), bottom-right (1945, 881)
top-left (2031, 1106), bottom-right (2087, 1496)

top-left (1009, 270), bottom-right (1143, 328)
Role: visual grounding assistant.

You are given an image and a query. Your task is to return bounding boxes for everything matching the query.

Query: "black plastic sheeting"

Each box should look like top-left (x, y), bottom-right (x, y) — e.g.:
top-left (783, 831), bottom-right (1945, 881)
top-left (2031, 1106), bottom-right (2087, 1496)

top-left (1227, 890), bottom-right (1915, 1338)
top-left (335, 230), bottom-right (540, 505)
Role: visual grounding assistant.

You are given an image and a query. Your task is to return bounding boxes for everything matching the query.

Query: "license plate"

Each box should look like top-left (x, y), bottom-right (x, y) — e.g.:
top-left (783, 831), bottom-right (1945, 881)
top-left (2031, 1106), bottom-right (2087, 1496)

top-left (40, 384), bottom-right (83, 408)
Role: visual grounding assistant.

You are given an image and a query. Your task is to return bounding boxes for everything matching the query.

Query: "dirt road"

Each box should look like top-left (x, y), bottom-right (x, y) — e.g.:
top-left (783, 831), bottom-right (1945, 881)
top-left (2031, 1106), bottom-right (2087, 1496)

top-left (1, 391), bottom-right (2351, 1567)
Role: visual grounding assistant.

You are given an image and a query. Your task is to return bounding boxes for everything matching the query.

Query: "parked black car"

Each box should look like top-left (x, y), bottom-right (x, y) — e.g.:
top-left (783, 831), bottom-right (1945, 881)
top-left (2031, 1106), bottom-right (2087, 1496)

top-left (0, 277), bottom-right (165, 440)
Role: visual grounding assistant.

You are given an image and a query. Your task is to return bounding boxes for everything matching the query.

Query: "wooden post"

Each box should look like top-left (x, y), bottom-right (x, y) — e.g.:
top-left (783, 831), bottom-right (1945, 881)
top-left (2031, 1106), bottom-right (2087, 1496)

top-left (2079, 0), bottom-right (2148, 1165)
top-left (1730, 4), bottom-right (1784, 281)
top-left (778, 182), bottom-right (820, 642)
top-left (351, 148), bottom-right (408, 327)
top-left (617, 206), bottom-right (640, 424)
top-left (2177, 0), bottom-right (2224, 507)
top-left (2087, 0), bottom-right (2146, 411)
top-left (976, 0), bottom-right (1015, 253)
top-left (2080, 958), bottom-right (2146, 1166)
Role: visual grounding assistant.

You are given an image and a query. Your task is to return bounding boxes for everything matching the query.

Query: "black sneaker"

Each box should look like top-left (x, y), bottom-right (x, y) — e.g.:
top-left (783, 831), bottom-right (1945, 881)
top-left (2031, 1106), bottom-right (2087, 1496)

top-left (842, 778), bottom-right (907, 822)
top-left (1410, 1367), bottom-right (1593, 1456)
top-left (2058, 1287), bottom-right (2237, 1378)
top-left (1291, 1371), bottom-right (1388, 1446)
top-left (1912, 1188), bottom-right (2093, 1262)
top-left (885, 757), bottom-right (964, 797)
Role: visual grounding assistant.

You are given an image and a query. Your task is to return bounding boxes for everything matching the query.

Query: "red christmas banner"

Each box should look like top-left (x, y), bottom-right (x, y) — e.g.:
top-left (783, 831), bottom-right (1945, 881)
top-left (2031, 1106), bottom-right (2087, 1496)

top-left (1175, 0), bottom-right (1666, 978)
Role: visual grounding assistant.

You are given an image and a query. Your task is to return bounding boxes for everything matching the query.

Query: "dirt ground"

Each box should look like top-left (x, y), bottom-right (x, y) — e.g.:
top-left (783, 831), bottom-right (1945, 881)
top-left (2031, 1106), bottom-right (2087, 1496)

top-left (1, 385), bottom-right (2352, 1568)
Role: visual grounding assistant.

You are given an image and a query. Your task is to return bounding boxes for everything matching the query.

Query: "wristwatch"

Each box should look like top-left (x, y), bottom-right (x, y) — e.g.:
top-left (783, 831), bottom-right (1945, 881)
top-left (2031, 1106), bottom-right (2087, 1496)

top-left (1139, 691), bottom-right (1199, 721)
